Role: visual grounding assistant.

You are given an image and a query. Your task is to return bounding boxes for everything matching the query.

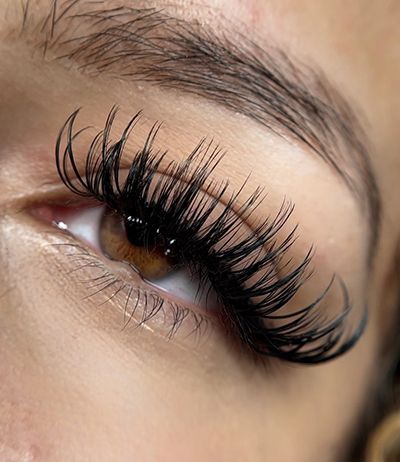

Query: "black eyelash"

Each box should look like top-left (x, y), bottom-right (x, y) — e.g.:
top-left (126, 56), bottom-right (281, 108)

top-left (55, 107), bottom-right (366, 364)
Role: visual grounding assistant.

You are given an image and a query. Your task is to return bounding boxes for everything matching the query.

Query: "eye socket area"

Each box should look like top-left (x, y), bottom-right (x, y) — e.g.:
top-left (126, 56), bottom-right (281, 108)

top-left (32, 107), bottom-right (366, 364)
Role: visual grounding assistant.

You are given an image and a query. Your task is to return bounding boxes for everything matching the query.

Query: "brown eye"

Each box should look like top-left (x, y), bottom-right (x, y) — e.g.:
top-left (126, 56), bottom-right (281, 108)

top-left (99, 209), bottom-right (178, 281)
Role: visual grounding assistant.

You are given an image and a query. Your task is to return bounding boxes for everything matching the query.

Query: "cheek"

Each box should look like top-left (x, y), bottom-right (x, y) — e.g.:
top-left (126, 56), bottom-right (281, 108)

top-left (0, 358), bottom-right (46, 462)
top-left (0, 280), bottom-right (149, 462)
top-left (0, 208), bottom-right (379, 462)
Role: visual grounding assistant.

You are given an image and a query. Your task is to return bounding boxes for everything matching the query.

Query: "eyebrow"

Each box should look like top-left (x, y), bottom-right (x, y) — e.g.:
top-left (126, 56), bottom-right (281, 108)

top-left (18, 1), bottom-right (381, 256)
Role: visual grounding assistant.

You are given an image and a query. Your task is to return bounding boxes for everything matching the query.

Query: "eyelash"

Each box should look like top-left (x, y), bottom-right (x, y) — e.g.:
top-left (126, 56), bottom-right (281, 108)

top-left (54, 107), bottom-right (366, 364)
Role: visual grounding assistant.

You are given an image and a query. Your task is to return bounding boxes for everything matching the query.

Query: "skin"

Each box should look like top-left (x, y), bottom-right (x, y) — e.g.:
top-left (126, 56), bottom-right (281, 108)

top-left (0, 1), bottom-right (399, 461)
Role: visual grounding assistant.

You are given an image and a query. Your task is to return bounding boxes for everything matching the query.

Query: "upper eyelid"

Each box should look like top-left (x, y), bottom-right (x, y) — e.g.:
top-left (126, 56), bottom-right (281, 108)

top-left (12, 0), bottom-right (381, 256)
top-left (56, 108), bottom-right (301, 261)
top-left (56, 108), bottom-right (263, 228)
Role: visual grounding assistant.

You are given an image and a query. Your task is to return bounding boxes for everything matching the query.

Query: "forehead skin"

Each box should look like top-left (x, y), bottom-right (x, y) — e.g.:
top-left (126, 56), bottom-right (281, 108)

top-left (0, 1), bottom-right (399, 462)
top-left (195, 0), bottom-right (400, 221)
top-left (159, 0), bottom-right (400, 257)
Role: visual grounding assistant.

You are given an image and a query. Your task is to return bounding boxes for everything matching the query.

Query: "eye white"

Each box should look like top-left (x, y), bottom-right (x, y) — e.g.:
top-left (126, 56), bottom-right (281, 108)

top-left (55, 206), bottom-right (104, 250)
top-left (149, 269), bottom-right (218, 309)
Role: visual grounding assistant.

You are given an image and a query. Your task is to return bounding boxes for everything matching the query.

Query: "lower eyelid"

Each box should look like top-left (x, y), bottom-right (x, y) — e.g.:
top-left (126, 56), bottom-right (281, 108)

top-left (77, 257), bottom-right (214, 343)
top-left (42, 218), bottom-right (215, 346)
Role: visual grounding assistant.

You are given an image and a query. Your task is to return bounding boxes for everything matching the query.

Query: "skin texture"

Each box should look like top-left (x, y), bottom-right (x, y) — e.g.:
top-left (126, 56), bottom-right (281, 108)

top-left (0, 1), bottom-right (399, 461)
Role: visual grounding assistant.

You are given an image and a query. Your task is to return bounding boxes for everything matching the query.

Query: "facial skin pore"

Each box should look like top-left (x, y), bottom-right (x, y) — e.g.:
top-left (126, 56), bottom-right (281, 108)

top-left (0, 1), bottom-right (399, 461)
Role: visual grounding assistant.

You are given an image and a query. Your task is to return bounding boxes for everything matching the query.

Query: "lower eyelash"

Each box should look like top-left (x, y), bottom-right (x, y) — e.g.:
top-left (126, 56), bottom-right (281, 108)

top-left (53, 239), bottom-right (210, 340)
top-left (54, 106), bottom-right (367, 364)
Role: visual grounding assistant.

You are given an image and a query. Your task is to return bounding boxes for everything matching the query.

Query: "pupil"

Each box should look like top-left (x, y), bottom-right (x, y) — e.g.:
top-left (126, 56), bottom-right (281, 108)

top-left (100, 209), bottom-right (180, 281)
top-left (125, 216), bottom-right (152, 247)
top-left (125, 216), bottom-right (178, 261)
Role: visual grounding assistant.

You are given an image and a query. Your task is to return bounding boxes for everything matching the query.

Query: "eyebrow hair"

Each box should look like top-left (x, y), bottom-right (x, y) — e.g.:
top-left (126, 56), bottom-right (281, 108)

top-left (19, 0), bottom-right (381, 258)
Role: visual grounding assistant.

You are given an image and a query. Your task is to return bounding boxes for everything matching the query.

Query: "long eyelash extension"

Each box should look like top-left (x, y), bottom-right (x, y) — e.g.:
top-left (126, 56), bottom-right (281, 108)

top-left (55, 107), bottom-right (366, 364)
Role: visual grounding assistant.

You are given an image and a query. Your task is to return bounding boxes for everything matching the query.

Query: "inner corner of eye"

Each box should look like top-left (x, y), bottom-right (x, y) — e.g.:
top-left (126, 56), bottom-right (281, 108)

top-left (32, 203), bottom-right (105, 250)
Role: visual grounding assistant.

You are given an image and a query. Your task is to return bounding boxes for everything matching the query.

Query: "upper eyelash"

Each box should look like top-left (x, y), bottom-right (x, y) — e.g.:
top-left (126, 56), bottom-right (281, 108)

top-left (55, 107), bottom-right (366, 364)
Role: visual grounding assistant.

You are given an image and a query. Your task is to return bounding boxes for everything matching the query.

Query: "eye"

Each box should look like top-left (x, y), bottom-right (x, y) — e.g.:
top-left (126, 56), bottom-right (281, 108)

top-left (43, 203), bottom-right (218, 310)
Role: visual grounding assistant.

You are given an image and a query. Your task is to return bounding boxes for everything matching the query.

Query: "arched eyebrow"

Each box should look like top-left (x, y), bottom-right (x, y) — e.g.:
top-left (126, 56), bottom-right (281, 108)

top-left (17, 0), bottom-right (381, 259)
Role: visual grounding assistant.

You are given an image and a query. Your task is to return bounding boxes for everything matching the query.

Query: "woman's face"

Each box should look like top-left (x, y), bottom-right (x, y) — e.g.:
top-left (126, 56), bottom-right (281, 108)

top-left (0, 1), bottom-right (399, 461)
